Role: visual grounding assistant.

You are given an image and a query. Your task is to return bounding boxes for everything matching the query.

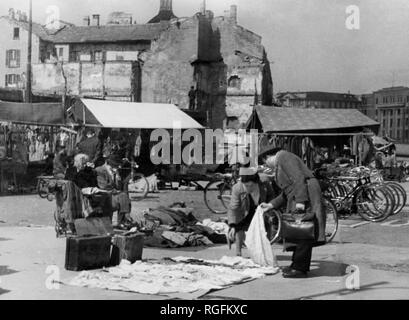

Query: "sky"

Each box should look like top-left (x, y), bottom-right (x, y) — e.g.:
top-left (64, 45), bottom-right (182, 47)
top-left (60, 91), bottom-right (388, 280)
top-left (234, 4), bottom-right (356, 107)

top-left (3, 0), bottom-right (409, 94)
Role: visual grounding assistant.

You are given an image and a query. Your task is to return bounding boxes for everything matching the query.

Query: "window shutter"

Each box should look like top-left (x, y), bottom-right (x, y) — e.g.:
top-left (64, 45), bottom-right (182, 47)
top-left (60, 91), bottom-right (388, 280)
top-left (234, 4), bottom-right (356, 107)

top-left (16, 50), bottom-right (20, 67)
top-left (5, 50), bottom-right (10, 67)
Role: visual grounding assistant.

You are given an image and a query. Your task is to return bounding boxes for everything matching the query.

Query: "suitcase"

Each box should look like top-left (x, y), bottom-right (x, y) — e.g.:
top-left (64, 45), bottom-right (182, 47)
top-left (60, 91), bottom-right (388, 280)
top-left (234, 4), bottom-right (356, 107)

top-left (110, 233), bottom-right (144, 266)
top-left (65, 235), bottom-right (112, 271)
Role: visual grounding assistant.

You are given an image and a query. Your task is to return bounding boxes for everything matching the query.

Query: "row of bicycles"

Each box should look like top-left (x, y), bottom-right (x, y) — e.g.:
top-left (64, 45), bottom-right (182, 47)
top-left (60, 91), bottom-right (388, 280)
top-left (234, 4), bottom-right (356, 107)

top-left (202, 165), bottom-right (408, 244)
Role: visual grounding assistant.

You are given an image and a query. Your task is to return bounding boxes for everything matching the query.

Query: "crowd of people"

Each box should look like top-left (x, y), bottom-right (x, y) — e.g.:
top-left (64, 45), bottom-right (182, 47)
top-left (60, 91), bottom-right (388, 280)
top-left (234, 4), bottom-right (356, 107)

top-left (52, 128), bottom-right (136, 229)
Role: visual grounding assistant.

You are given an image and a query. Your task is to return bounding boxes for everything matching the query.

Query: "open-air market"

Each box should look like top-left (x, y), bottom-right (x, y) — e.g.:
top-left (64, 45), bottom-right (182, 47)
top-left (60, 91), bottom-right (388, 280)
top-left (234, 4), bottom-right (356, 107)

top-left (1, 0), bottom-right (409, 304)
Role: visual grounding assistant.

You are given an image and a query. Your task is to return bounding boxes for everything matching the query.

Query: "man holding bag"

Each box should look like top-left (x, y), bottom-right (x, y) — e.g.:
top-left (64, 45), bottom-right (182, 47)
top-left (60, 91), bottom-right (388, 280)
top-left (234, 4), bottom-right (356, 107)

top-left (260, 148), bottom-right (326, 278)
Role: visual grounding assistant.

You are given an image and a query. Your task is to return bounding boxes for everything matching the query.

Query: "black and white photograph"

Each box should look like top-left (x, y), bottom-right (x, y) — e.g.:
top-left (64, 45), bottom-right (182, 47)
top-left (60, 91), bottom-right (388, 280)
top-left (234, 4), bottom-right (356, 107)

top-left (0, 0), bottom-right (409, 304)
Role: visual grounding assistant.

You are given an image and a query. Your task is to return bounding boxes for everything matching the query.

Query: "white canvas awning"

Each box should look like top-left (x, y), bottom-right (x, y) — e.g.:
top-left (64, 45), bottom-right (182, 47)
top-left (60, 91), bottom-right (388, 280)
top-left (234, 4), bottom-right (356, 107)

top-left (71, 99), bottom-right (204, 129)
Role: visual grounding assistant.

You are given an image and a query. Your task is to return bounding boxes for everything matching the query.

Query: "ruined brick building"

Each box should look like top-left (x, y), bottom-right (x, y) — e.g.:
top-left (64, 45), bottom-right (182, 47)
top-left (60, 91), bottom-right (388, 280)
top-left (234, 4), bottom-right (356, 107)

top-left (17, 0), bottom-right (273, 129)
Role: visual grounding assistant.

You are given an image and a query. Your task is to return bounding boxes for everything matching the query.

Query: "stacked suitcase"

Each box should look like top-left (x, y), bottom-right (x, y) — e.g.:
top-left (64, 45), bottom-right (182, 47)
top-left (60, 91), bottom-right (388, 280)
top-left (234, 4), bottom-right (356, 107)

top-left (65, 217), bottom-right (144, 271)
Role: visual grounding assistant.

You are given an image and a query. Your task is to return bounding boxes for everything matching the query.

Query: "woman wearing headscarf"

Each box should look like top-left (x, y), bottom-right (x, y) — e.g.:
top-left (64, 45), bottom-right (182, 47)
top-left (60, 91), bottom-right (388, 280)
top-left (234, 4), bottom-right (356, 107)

top-left (227, 167), bottom-right (280, 257)
top-left (260, 148), bottom-right (326, 278)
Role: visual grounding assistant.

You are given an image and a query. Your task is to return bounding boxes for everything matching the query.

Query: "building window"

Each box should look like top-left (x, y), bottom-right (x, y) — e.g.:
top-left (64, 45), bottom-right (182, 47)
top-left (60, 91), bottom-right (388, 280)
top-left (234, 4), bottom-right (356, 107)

top-left (398, 119), bottom-right (401, 127)
top-left (79, 54), bottom-right (92, 61)
top-left (69, 51), bottom-right (78, 62)
top-left (5, 49), bottom-right (20, 68)
top-left (228, 75), bottom-right (242, 90)
top-left (5, 74), bottom-right (20, 87)
top-left (390, 119), bottom-right (393, 127)
top-left (398, 109), bottom-right (401, 115)
top-left (398, 96), bottom-right (403, 103)
top-left (375, 97), bottom-right (379, 104)
top-left (397, 130), bottom-right (400, 139)
top-left (58, 47), bottom-right (64, 57)
top-left (13, 27), bottom-right (19, 40)
top-left (94, 51), bottom-right (103, 62)
top-left (383, 119), bottom-right (386, 127)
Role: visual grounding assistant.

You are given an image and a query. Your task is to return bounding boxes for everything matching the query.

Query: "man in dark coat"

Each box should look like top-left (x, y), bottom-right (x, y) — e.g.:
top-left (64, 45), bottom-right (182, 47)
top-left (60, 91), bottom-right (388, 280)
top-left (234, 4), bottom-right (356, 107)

top-left (77, 129), bottom-right (101, 164)
top-left (260, 148), bottom-right (326, 278)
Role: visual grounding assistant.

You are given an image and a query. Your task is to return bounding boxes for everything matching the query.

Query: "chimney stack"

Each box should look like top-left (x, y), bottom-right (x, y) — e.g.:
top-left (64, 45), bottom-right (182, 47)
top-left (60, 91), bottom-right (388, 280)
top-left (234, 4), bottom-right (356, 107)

top-left (200, 0), bottom-right (206, 15)
top-left (8, 8), bottom-right (15, 20)
top-left (92, 14), bottom-right (100, 26)
top-left (160, 0), bottom-right (172, 11)
top-left (83, 16), bottom-right (90, 26)
top-left (230, 5), bottom-right (237, 24)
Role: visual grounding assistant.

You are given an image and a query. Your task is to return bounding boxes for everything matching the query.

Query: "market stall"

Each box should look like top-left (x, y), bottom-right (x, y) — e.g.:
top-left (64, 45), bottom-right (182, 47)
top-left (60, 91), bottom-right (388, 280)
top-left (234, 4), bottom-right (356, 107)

top-left (0, 101), bottom-right (67, 193)
top-left (246, 106), bottom-right (380, 168)
top-left (67, 98), bottom-right (210, 187)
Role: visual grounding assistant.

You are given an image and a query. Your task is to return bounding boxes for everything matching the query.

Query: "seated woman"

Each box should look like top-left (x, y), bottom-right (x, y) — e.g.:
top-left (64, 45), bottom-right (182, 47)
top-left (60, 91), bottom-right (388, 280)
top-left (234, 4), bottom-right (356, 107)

top-left (71, 154), bottom-right (98, 189)
top-left (227, 167), bottom-right (279, 257)
top-left (95, 155), bottom-right (133, 227)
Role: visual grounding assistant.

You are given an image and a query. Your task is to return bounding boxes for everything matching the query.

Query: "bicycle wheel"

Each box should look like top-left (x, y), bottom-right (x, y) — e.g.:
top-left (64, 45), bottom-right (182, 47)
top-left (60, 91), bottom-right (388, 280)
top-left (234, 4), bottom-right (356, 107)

top-left (264, 209), bottom-right (282, 245)
top-left (322, 197), bottom-right (338, 243)
top-left (386, 182), bottom-right (407, 215)
top-left (204, 180), bottom-right (231, 214)
top-left (356, 185), bottom-right (393, 222)
top-left (124, 173), bottom-right (149, 201)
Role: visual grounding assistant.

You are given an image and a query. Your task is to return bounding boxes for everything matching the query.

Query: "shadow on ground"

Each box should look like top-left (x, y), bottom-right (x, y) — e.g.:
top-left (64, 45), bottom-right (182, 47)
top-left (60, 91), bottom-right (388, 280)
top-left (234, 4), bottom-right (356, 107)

top-left (0, 288), bottom-right (11, 296)
top-left (296, 281), bottom-right (389, 299)
top-left (0, 265), bottom-right (19, 277)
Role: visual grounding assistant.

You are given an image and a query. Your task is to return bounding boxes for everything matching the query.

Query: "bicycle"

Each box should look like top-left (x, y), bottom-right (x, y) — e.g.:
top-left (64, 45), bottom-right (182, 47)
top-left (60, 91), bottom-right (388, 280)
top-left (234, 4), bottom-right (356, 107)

top-left (319, 171), bottom-right (395, 223)
top-left (203, 171), bottom-right (238, 214)
top-left (119, 159), bottom-right (149, 201)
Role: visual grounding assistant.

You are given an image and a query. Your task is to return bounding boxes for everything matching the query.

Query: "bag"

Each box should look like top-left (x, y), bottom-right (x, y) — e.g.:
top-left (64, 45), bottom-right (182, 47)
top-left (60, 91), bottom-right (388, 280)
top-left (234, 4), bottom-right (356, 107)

top-left (245, 206), bottom-right (278, 267)
top-left (281, 212), bottom-right (315, 241)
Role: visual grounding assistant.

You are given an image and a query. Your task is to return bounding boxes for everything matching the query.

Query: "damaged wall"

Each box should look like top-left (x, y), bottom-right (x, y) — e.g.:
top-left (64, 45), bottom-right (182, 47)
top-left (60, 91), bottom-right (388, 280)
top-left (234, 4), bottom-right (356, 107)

top-left (32, 61), bottom-right (138, 100)
top-left (211, 15), bottom-right (273, 126)
top-left (141, 14), bottom-right (227, 128)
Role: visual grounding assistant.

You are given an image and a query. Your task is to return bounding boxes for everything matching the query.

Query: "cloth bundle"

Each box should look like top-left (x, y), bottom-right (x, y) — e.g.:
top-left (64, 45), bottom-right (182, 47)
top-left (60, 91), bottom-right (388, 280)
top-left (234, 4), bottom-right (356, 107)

top-left (245, 206), bottom-right (278, 267)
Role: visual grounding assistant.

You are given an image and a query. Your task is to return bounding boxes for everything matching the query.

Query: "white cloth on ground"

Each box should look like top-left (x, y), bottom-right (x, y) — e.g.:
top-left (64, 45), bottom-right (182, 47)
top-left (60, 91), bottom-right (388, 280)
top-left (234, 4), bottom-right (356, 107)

top-left (245, 206), bottom-right (278, 267)
top-left (68, 256), bottom-right (279, 296)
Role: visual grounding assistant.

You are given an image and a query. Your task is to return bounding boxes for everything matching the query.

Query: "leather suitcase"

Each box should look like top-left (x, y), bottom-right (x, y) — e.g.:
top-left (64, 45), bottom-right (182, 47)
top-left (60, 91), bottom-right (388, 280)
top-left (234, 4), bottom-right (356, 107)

top-left (110, 233), bottom-right (144, 266)
top-left (65, 235), bottom-right (112, 271)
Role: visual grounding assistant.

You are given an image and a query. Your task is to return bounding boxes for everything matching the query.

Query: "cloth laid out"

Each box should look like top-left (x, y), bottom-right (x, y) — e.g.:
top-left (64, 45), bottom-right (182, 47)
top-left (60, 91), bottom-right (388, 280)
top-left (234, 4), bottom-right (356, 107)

top-left (198, 219), bottom-right (229, 235)
top-left (133, 204), bottom-right (228, 247)
top-left (67, 256), bottom-right (279, 297)
top-left (161, 231), bottom-right (213, 247)
top-left (245, 206), bottom-right (278, 267)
